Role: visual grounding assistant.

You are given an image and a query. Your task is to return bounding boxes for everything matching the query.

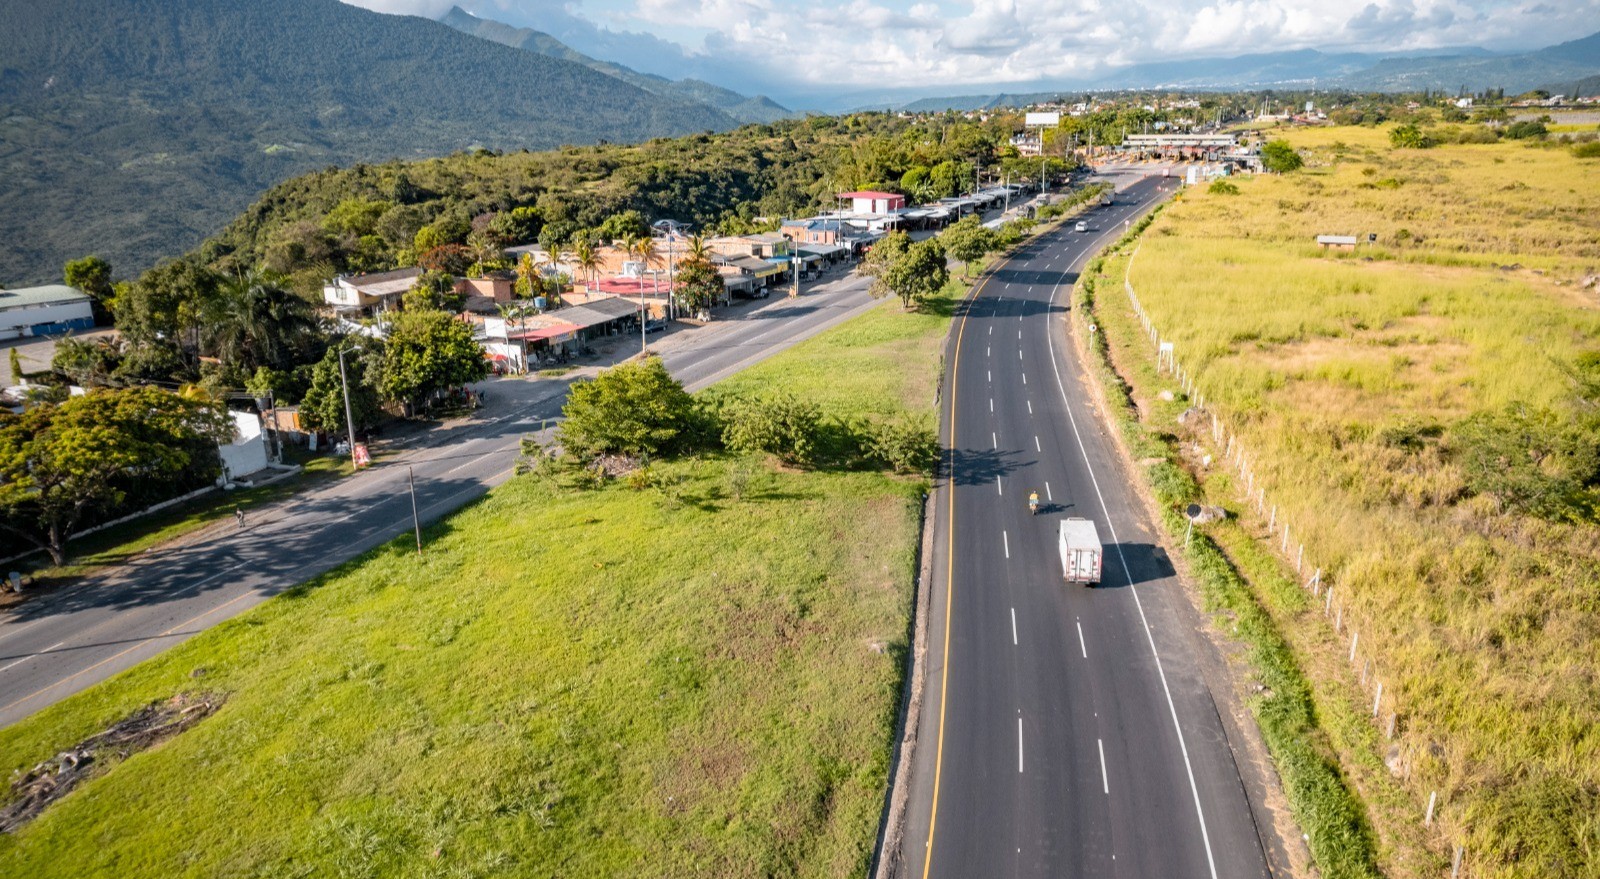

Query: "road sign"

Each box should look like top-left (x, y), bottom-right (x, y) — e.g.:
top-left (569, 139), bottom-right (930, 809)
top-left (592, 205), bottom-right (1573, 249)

top-left (353, 443), bottom-right (371, 469)
top-left (1025, 112), bottom-right (1061, 127)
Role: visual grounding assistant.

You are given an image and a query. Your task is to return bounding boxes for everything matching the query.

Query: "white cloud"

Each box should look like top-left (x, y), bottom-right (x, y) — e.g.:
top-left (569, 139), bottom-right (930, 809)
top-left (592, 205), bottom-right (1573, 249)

top-left (342, 0), bottom-right (1600, 105)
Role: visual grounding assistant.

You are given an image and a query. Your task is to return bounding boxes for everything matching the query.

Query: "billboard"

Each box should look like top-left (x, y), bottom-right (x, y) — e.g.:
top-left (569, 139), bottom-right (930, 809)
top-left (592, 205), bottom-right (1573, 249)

top-left (1024, 112), bottom-right (1060, 127)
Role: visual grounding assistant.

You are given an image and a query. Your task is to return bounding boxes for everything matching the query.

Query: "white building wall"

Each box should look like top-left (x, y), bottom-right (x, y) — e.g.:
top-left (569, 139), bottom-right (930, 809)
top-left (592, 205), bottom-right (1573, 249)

top-left (218, 410), bottom-right (270, 483)
top-left (0, 300), bottom-right (95, 334)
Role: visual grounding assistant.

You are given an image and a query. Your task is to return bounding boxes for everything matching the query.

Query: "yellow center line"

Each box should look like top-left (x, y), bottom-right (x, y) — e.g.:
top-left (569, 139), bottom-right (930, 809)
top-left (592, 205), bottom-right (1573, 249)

top-left (920, 247), bottom-right (1015, 878)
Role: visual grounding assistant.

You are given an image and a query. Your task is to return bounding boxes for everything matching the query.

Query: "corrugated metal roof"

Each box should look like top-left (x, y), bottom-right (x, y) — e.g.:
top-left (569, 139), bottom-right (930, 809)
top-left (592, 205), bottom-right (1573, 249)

top-left (0, 284), bottom-right (90, 310)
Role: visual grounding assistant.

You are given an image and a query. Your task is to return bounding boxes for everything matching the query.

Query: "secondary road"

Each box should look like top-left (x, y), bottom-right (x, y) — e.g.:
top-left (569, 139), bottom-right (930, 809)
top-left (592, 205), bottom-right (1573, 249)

top-left (897, 175), bottom-right (1279, 877)
top-left (0, 265), bottom-right (887, 728)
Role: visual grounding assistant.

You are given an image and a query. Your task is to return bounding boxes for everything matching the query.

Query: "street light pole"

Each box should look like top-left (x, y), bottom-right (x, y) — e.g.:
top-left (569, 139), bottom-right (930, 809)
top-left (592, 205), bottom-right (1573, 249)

top-left (337, 344), bottom-right (361, 471)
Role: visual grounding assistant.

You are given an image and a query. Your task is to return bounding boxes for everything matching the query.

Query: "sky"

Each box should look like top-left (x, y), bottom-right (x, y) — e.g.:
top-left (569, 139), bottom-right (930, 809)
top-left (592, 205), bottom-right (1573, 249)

top-left (342, 0), bottom-right (1599, 106)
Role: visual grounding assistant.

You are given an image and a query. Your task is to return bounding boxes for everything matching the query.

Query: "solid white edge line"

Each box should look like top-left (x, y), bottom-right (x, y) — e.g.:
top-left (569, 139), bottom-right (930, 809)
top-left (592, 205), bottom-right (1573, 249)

top-left (1043, 187), bottom-right (1222, 879)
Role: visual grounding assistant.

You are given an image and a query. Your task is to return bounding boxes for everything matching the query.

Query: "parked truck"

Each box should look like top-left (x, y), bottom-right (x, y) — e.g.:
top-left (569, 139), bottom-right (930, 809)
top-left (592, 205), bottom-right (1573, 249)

top-left (1058, 518), bottom-right (1104, 585)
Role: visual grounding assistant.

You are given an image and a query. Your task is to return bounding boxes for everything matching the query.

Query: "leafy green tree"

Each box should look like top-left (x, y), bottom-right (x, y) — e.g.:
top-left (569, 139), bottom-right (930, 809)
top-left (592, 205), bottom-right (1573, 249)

top-left (321, 199), bottom-right (390, 238)
top-left (865, 233), bottom-right (948, 310)
top-left (300, 343), bottom-right (382, 435)
top-left (722, 392), bottom-right (823, 465)
top-left (674, 257), bottom-right (723, 317)
top-left (928, 160), bottom-right (972, 198)
top-left (8, 349), bottom-right (21, 384)
top-left (376, 308), bottom-right (488, 412)
top-left (489, 206), bottom-right (543, 245)
top-left (202, 270), bottom-right (324, 381)
top-left (558, 357), bottom-right (696, 461)
top-left (941, 216), bottom-right (1001, 278)
top-left (63, 255), bottom-right (113, 318)
top-left (1388, 124), bottom-right (1432, 149)
top-left (114, 260), bottom-right (221, 355)
top-left (0, 387), bottom-right (233, 564)
top-left (595, 210), bottom-right (651, 243)
top-left (1260, 139), bottom-right (1305, 171)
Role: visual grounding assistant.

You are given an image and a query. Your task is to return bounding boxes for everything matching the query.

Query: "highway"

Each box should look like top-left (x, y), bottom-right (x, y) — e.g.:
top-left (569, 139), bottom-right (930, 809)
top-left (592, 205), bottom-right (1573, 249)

top-left (0, 267), bottom-right (886, 729)
top-left (897, 175), bottom-right (1280, 878)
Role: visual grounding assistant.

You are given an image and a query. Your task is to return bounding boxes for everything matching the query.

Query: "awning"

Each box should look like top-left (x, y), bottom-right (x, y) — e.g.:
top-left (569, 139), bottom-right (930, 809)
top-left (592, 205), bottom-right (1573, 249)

top-left (799, 244), bottom-right (847, 258)
top-left (509, 322), bottom-right (582, 342)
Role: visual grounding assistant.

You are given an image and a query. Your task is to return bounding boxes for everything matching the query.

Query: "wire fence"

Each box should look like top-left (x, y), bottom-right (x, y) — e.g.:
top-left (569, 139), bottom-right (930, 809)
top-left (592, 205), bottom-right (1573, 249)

top-left (1122, 248), bottom-right (1468, 876)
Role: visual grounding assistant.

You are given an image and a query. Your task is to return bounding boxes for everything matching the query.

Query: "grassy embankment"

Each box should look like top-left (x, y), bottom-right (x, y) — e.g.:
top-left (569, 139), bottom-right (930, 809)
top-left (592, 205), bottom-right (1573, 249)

top-left (1087, 125), bottom-right (1600, 878)
top-left (0, 284), bottom-right (962, 877)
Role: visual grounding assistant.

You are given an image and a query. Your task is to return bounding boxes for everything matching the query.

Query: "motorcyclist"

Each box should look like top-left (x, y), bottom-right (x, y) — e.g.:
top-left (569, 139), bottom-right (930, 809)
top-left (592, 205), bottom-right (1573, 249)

top-left (1028, 490), bottom-right (1040, 515)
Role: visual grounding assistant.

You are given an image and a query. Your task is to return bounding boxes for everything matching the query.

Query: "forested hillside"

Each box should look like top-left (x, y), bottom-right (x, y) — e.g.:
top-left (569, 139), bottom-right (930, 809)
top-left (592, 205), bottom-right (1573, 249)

top-left (439, 6), bottom-right (790, 125)
top-left (0, 0), bottom-right (733, 286)
top-left (194, 112), bottom-right (1025, 291)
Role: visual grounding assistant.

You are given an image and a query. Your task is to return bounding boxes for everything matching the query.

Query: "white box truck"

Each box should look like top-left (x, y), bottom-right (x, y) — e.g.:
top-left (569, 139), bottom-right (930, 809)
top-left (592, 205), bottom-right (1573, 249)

top-left (1058, 518), bottom-right (1103, 585)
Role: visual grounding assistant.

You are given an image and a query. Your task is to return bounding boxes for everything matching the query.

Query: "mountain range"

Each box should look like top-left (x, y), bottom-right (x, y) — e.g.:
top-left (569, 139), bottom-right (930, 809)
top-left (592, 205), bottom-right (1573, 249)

top-left (439, 6), bottom-right (790, 125)
top-left (0, 0), bottom-right (736, 286)
top-left (853, 32), bottom-right (1600, 112)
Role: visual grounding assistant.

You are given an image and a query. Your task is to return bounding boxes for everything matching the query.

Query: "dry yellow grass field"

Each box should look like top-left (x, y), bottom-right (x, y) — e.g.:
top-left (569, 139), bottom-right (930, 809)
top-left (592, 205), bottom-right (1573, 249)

top-left (1111, 124), bottom-right (1600, 877)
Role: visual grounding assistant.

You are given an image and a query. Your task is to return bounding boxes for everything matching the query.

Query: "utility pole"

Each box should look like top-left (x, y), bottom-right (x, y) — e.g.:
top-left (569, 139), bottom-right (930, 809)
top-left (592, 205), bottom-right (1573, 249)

top-left (408, 465), bottom-right (423, 554)
top-left (337, 344), bottom-right (362, 470)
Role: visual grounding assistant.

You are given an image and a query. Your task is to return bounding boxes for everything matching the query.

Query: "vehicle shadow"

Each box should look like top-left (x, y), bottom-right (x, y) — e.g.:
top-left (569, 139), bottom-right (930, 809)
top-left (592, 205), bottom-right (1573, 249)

top-left (1101, 542), bottom-right (1177, 589)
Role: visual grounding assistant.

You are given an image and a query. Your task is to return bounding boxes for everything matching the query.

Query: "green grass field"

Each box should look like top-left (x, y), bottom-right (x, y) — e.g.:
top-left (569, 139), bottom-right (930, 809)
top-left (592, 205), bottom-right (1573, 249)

top-left (1103, 125), bottom-right (1600, 878)
top-left (0, 286), bottom-right (958, 876)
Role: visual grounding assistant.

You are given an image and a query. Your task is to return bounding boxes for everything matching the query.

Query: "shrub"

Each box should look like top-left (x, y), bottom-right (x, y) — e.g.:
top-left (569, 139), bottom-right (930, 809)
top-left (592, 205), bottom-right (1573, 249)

top-left (1388, 124), bottom-right (1433, 149)
top-left (1572, 141), bottom-right (1600, 159)
top-left (1448, 405), bottom-right (1599, 518)
top-left (559, 357), bottom-right (698, 461)
top-left (1260, 139), bottom-right (1305, 172)
top-left (1504, 120), bottom-right (1548, 140)
top-left (860, 416), bottom-right (939, 476)
top-left (721, 392), bottom-right (823, 465)
top-left (1207, 180), bottom-right (1240, 195)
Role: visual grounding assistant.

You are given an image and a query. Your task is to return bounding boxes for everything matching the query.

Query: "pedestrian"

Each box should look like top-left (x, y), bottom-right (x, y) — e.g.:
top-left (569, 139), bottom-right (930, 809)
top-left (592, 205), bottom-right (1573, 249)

top-left (234, 506), bottom-right (245, 530)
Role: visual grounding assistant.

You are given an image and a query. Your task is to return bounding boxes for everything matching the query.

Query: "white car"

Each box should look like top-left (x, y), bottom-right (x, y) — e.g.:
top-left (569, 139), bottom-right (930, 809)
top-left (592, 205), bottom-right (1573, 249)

top-left (1074, 221), bottom-right (1089, 232)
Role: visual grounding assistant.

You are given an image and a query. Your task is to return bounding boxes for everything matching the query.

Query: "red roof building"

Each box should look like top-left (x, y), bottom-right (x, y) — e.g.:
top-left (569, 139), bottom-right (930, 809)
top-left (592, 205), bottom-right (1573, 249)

top-left (837, 191), bottom-right (907, 213)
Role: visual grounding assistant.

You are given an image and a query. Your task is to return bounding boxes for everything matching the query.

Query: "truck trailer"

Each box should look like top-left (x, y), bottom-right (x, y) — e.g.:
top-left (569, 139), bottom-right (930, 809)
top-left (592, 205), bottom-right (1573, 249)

top-left (1058, 518), bottom-right (1104, 585)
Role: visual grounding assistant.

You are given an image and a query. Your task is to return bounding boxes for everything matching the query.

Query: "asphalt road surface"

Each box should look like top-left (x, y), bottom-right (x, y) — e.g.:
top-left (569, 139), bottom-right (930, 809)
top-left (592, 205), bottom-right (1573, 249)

top-left (0, 265), bottom-right (886, 729)
top-left (897, 176), bottom-right (1279, 878)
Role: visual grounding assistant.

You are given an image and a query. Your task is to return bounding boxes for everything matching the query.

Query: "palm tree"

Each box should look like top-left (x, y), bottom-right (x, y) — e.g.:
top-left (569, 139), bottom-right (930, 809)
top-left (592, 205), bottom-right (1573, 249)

top-left (539, 239), bottom-right (566, 307)
top-left (684, 233), bottom-right (711, 265)
top-left (571, 238), bottom-right (601, 292)
top-left (514, 252), bottom-right (542, 300)
top-left (203, 270), bottom-right (320, 380)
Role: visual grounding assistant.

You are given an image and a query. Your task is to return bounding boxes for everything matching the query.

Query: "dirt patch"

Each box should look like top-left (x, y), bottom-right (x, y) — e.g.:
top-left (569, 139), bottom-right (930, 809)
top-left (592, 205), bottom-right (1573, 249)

top-left (1, 692), bottom-right (223, 833)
